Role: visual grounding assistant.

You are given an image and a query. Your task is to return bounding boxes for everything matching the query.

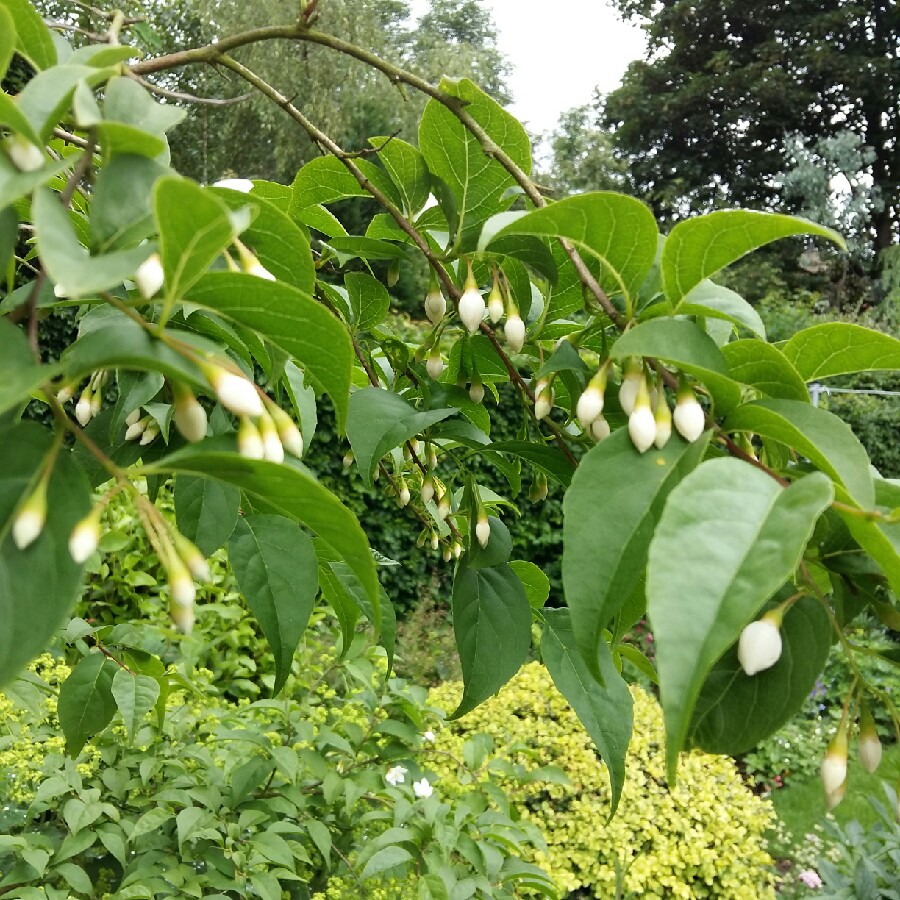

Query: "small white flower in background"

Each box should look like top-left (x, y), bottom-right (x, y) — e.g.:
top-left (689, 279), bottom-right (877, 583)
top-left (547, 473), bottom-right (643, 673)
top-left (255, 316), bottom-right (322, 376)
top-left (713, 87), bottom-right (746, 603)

top-left (504, 311), bottom-right (526, 352)
top-left (627, 376), bottom-right (656, 454)
top-left (413, 778), bottom-right (433, 799)
top-left (68, 512), bottom-right (101, 564)
top-left (424, 288), bottom-right (446, 325)
top-left (673, 381), bottom-right (705, 443)
top-left (134, 252), bottom-right (165, 300)
top-left (423, 730), bottom-right (436, 743)
top-left (385, 765), bottom-right (407, 787)
top-left (13, 480), bottom-right (48, 551)
top-left (213, 178), bottom-right (254, 193)
top-left (737, 611), bottom-right (783, 676)
top-left (798, 870), bottom-right (822, 889)
top-left (6, 135), bottom-right (44, 172)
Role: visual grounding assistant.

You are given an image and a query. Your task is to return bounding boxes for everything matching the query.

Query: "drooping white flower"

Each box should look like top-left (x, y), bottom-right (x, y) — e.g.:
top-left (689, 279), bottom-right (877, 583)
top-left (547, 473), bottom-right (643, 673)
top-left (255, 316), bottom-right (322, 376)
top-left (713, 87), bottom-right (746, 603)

top-left (673, 382), bottom-right (706, 443)
top-left (469, 378), bottom-right (485, 404)
top-left (385, 765), bottom-right (407, 787)
top-left (75, 390), bottom-right (94, 427)
top-left (247, 260), bottom-right (276, 281)
top-left (504, 312), bottom-right (526, 352)
top-left (169, 561), bottom-right (196, 608)
top-left (6, 135), bottom-right (44, 172)
top-left (424, 289), bottom-right (446, 325)
top-left (237, 417), bottom-right (265, 459)
top-left (737, 615), bottom-right (783, 676)
top-left (13, 480), bottom-right (47, 551)
top-left (618, 358), bottom-right (644, 415)
top-left (125, 408), bottom-right (142, 427)
top-left (486, 275), bottom-right (505, 323)
top-left (173, 388), bottom-right (208, 443)
top-left (421, 476), bottom-right (435, 504)
top-left (139, 422), bottom-right (160, 446)
top-left (627, 376), bottom-right (656, 453)
top-left (213, 178), bottom-right (254, 192)
top-left (173, 531), bottom-right (211, 583)
top-left (821, 730), bottom-right (848, 799)
top-left (534, 379), bottom-right (553, 420)
top-left (413, 778), bottom-right (433, 799)
top-left (171, 600), bottom-right (195, 634)
top-left (56, 384), bottom-right (75, 404)
top-left (426, 348), bottom-right (444, 379)
top-left (576, 367), bottom-right (607, 429)
top-left (68, 512), bottom-right (101, 564)
top-left (266, 404), bottom-right (303, 459)
top-left (475, 511), bottom-right (491, 548)
top-left (125, 416), bottom-right (150, 442)
top-left (654, 391), bottom-right (673, 449)
top-left (590, 414), bottom-right (611, 443)
top-left (203, 364), bottom-right (264, 418)
top-left (258, 412), bottom-right (285, 463)
top-left (458, 286), bottom-right (486, 334)
top-left (857, 710), bottom-right (882, 774)
top-left (397, 481), bottom-right (411, 508)
top-left (135, 253), bottom-right (165, 300)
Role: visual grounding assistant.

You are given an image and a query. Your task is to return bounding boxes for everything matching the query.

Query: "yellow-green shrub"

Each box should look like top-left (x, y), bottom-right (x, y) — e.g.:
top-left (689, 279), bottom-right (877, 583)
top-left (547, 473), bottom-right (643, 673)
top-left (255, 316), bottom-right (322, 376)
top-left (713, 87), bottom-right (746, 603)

top-left (428, 662), bottom-right (778, 899)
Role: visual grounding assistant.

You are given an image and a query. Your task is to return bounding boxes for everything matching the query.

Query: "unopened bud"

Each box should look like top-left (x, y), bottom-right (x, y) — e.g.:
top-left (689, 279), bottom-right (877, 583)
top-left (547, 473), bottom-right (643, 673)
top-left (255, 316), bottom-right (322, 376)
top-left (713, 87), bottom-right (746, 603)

top-left (529, 472), bottom-right (548, 503)
top-left (173, 387), bottom-right (208, 443)
top-left (238, 416), bottom-right (265, 459)
top-left (68, 511), bottom-right (101, 563)
top-left (55, 384), bottom-right (75, 404)
top-left (821, 728), bottom-right (848, 800)
top-left (125, 416), bottom-right (150, 441)
top-left (590, 414), bottom-right (611, 443)
top-left (469, 377), bottom-right (485, 404)
top-left (576, 368), bottom-right (607, 429)
top-left (421, 476), bottom-right (435, 504)
top-left (534, 379), bottom-right (553, 421)
top-left (654, 391), bottom-right (673, 449)
top-left (75, 390), bottom-right (93, 427)
top-left (424, 289), bottom-right (446, 325)
top-left (504, 312), bottom-right (525, 353)
top-left (486, 276), bottom-right (504, 324)
top-left (627, 377), bottom-right (656, 453)
top-left (437, 491), bottom-right (451, 521)
top-left (343, 451), bottom-right (354, 470)
top-left (442, 546), bottom-right (452, 562)
top-left (258, 412), bottom-right (285, 463)
top-left (673, 382), bottom-right (705, 443)
top-left (268, 404), bottom-right (303, 458)
top-left (172, 531), bottom-right (211, 582)
top-left (171, 601), bottom-right (195, 635)
top-left (737, 611), bottom-right (783, 676)
top-left (452, 541), bottom-right (462, 559)
top-left (858, 709), bottom-right (882, 774)
top-left (201, 364), bottom-right (264, 418)
top-left (430, 532), bottom-right (440, 551)
top-left (6, 135), bottom-right (44, 172)
top-left (139, 422), bottom-right (160, 446)
top-left (135, 252), bottom-right (165, 300)
top-left (125, 408), bottom-right (142, 427)
top-left (169, 558), bottom-right (196, 609)
top-left (235, 239), bottom-right (274, 280)
top-left (397, 480), bottom-right (411, 508)
top-left (458, 262), bottom-right (485, 334)
top-left (618, 358), bottom-right (643, 416)
top-left (426, 348), bottom-right (444, 379)
top-left (13, 480), bottom-right (47, 550)
top-left (475, 510), bottom-right (490, 548)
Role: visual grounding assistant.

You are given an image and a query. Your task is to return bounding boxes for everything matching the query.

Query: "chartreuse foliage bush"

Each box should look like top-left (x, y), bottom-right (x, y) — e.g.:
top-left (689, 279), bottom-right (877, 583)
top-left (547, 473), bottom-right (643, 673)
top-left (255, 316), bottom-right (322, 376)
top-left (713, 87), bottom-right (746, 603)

top-left (429, 661), bottom-right (778, 900)
top-left (2, 2), bottom-right (900, 887)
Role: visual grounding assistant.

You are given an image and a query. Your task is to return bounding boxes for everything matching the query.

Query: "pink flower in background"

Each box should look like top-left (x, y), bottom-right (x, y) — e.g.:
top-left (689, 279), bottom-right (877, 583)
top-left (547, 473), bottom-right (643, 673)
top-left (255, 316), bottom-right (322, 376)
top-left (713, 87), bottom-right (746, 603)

top-left (799, 869), bottom-right (823, 889)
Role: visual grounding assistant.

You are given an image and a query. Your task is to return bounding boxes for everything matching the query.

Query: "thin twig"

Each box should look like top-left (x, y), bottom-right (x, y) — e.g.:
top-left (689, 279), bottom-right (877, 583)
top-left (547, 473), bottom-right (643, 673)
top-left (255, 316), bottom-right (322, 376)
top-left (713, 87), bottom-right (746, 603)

top-left (128, 73), bottom-right (253, 107)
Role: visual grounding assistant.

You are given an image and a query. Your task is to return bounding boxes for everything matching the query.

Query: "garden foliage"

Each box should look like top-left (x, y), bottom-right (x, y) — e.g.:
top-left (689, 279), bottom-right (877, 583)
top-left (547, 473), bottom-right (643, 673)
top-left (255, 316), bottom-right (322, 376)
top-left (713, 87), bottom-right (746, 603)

top-left (1, 6), bottom-right (900, 896)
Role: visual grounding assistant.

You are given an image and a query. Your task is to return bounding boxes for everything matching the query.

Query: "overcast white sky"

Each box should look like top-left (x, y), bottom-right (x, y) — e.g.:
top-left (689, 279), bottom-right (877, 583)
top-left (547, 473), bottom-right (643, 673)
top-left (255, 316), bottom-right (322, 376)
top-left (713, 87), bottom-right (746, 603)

top-left (410, 0), bottom-right (647, 135)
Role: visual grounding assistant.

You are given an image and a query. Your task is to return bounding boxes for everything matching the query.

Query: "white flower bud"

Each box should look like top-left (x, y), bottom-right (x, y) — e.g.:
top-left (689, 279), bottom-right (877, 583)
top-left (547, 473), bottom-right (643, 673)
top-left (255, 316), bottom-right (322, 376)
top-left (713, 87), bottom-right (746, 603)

top-left (237, 417), bottom-right (265, 459)
top-left (469, 378), bottom-right (485, 404)
top-left (258, 413), bottom-right (285, 463)
top-left (654, 393), bottom-right (673, 450)
top-left (68, 513), bottom-right (101, 564)
top-left (134, 252), bottom-right (165, 300)
top-left (458, 286), bottom-right (486, 334)
top-left (6, 135), bottom-right (44, 172)
top-left (821, 730), bottom-right (848, 799)
top-left (203, 365), bottom-right (264, 418)
top-left (125, 408), bottom-right (142, 427)
top-left (487, 283), bottom-right (505, 323)
top-left (421, 476), bottom-right (435, 504)
top-left (673, 383), bottom-right (705, 443)
top-left (13, 481), bottom-right (47, 550)
top-left (442, 546), bottom-right (452, 562)
top-left (171, 601), bottom-right (195, 635)
top-left (452, 541), bottom-right (462, 559)
top-left (858, 730), bottom-right (882, 775)
top-left (56, 384), bottom-right (75, 404)
top-left (125, 416), bottom-right (149, 441)
top-left (169, 562), bottom-right (196, 608)
top-left (576, 385), bottom-right (605, 429)
top-left (139, 422), bottom-right (159, 446)
top-left (618, 358), bottom-right (644, 416)
top-left (534, 380), bottom-right (553, 421)
top-left (247, 261), bottom-right (276, 281)
top-left (590, 414), bottom-right (611, 442)
top-left (424, 289), bottom-right (446, 325)
top-left (475, 511), bottom-right (490, 548)
top-left (627, 377), bottom-right (656, 453)
top-left (213, 178), bottom-right (254, 192)
top-left (397, 482), bottom-right (410, 508)
top-left (437, 491), bottom-right (451, 521)
top-left (268, 405), bottom-right (303, 459)
top-left (430, 532), bottom-right (440, 551)
top-left (173, 390), bottom-right (208, 443)
top-left (504, 313), bottom-right (525, 353)
top-left (737, 614), bottom-right (783, 676)
top-left (173, 531), bottom-right (211, 582)
top-left (426, 348), bottom-right (444, 379)
top-left (89, 390), bottom-right (102, 417)
top-left (343, 451), bottom-right (354, 470)
top-left (75, 392), bottom-right (93, 427)
top-left (825, 782), bottom-right (846, 812)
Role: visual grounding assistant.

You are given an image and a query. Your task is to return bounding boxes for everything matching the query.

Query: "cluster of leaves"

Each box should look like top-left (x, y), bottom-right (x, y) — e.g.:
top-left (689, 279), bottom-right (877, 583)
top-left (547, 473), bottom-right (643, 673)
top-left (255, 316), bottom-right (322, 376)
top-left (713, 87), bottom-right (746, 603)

top-left (2, 0), bottom-right (900, 841)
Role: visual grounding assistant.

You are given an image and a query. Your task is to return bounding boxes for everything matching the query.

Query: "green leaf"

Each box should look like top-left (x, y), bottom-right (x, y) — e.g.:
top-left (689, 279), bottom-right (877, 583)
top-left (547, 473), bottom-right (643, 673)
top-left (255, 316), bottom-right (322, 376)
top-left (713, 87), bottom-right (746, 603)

top-left (250, 872), bottom-right (283, 900)
top-left (155, 441), bottom-right (378, 612)
top-left (562, 428), bottom-right (710, 677)
top-left (211, 186), bottom-right (315, 295)
top-left (183, 272), bottom-right (353, 430)
top-left (647, 460), bottom-right (834, 780)
top-left (328, 235), bottom-right (407, 263)
top-left (154, 177), bottom-right (236, 302)
top-left (111, 669), bottom-right (160, 741)
top-left (542, 608), bottom-right (633, 815)
top-left (508, 560), bottom-right (550, 610)
top-left (58, 652), bottom-right (118, 755)
top-left (725, 398), bottom-right (874, 508)
top-left (17, 64), bottom-right (107, 140)
top-left (176, 806), bottom-right (211, 851)
top-left (290, 156), bottom-right (400, 209)
top-left (91, 154), bottom-right (169, 253)
top-left (0, 426), bottom-right (91, 688)
top-left (782, 322), bottom-right (900, 381)
top-left (32, 188), bottom-right (153, 298)
top-left (347, 388), bottom-right (456, 487)
top-left (721, 340), bottom-right (809, 403)
top-left (0, 318), bottom-right (58, 416)
top-left (101, 75), bottom-right (185, 136)
top-left (451, 563), bottom-right (532, 719)
top-left (305, 819), bottom-right (332, 864)
top-left (485, 440), bottom-right (575, 487)
top-left (360, 846), bottom-right (414, 881)
top-left (370, 135), bottom-right (431, 217)
top-left (0, 147), bottom-right (71, 211)
top-left (842, 515), bottom-right (900, 599)
top-left (419, 77), bottom-right (531, 250)
top-left (0, 7), bottom-right (15, 80)
top-left (609, 317), bottom-right (743, 412)
top-left (674, 280), bottom-right (766, 339)
top-left (689, 596), bottom-right (831, 755)
top-left (174, 475), bottom-right (240, 557)
top-left (345, 272), bottom-right (391, 333)
top-left (0, 0), bottom-right (56, 70)
top-left (662, 210), bottom-right (845, 304)
top-left (228, 515), bottom-right (318, 695)
top-left (490, 193), bottom-right (658, 307)
top-left (53, 862), bottom-right (93, 895)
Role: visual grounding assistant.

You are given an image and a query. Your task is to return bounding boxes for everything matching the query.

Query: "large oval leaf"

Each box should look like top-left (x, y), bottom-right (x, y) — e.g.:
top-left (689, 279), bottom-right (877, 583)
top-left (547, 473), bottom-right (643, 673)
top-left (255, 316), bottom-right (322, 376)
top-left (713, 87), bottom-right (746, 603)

top-left (489, 192), bottom-right (658, 308)
top-left (174, 475), bottom-right (240, 557)
top-left (562, 428), bottom-right (710, 679)
top-left (662, 210), bottom-right (844, 304)
top-left (782, 322), bottom-right (900, 382)
top-left (647, 459), bottom-right (834, 781)
top-left (721, 340), bottom-right (809, 402)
